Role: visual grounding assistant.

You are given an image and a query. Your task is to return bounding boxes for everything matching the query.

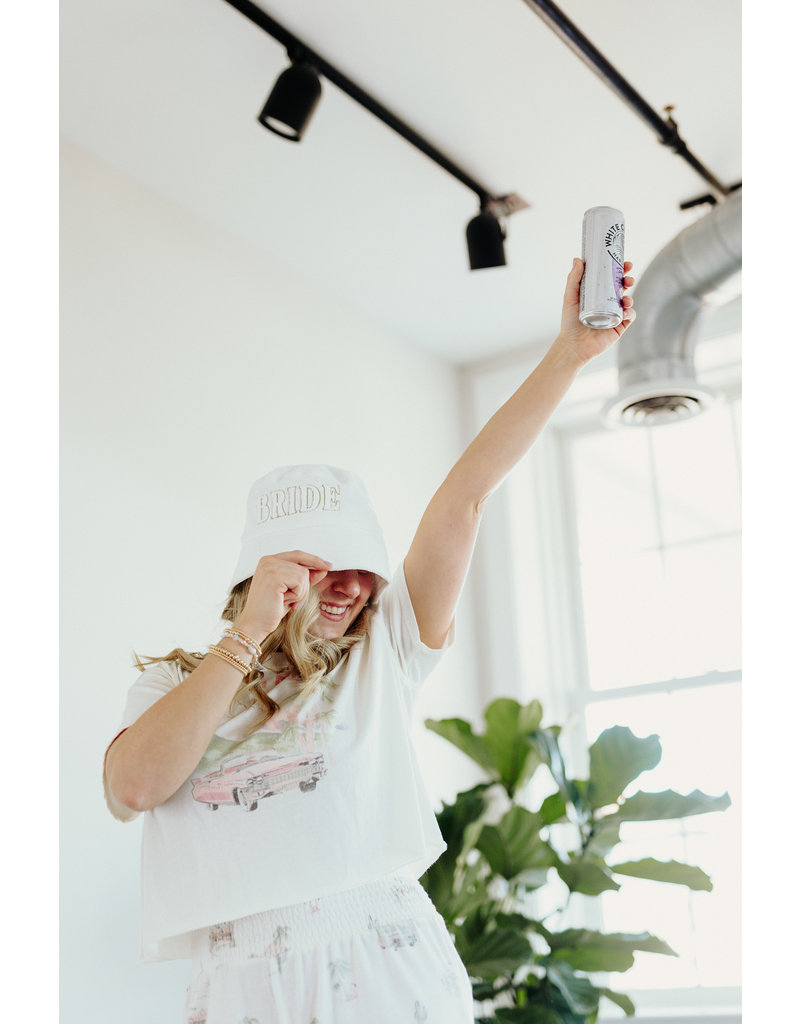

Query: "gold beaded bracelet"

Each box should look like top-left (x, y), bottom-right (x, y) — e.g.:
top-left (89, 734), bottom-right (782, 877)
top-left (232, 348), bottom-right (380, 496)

top-left (207, 643), bottom-right (252, 676)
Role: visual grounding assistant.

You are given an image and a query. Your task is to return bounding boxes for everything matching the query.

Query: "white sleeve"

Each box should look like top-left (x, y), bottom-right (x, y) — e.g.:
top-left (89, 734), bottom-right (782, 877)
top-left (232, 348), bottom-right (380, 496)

top-left (374, 562), bottom-right (455, 690)
top-left (102, 660), bottom-right (186, 822)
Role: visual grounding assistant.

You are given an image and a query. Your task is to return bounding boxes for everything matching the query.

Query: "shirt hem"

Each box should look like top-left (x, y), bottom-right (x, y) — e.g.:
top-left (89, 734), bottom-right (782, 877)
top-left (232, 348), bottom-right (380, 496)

top-left (138, 841), bottom-right (448, 963)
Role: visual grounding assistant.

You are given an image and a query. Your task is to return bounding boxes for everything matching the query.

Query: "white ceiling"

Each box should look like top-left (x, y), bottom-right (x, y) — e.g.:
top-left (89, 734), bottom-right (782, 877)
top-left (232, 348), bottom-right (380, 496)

top-left (60, 0), bottom-right (741, 365)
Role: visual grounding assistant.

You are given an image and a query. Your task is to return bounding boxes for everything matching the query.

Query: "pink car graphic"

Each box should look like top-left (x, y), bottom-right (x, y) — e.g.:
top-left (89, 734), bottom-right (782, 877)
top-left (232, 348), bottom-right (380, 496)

top-left (192, 750), bottom-right (327, 812)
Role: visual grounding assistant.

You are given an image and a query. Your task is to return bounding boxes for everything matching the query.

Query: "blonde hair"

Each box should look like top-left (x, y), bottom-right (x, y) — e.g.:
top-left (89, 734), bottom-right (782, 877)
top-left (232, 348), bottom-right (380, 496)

top-left (134, 577), bottom-right (372, 731)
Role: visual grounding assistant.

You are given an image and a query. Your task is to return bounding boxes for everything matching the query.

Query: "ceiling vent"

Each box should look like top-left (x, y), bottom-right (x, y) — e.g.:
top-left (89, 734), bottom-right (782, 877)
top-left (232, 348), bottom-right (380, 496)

top-left (605, 189), bottom-right (741, 426)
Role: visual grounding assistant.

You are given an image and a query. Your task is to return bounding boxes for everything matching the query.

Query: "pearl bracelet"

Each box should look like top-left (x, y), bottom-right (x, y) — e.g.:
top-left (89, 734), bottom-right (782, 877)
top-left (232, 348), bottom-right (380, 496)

top-left (221, 628), bottom-right (262, 659)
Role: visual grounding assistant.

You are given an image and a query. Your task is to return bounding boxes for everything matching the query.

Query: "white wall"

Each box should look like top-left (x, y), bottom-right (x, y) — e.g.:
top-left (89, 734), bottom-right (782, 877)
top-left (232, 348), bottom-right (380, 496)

top-left (60, 140), bottom-right (485, 1023)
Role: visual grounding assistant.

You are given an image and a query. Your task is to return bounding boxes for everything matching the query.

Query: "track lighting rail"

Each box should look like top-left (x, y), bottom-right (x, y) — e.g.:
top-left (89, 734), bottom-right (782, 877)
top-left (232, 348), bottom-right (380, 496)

top-left (221, 0), bottom-right (517, 212)
top-left (520, 0), bottom-right (733, 201)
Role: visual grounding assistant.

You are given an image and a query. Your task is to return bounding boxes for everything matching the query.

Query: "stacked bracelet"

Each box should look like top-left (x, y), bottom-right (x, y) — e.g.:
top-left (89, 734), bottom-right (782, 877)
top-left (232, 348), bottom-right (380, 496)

top-left (221, 627), bottom-right (262, 660)
top-left (207, 644), bottom-right (252, 676)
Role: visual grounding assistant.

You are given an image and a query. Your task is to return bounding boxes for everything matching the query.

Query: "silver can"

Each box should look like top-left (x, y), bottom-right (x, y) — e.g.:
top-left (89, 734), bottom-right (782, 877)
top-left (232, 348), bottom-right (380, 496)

top-left (579, 206), bottom-right (625, 329)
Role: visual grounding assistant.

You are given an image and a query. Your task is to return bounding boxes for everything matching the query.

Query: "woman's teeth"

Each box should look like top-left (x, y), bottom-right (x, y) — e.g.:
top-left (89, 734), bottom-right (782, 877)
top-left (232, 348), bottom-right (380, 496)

top-left (320, 602), bottom-right (348, 618)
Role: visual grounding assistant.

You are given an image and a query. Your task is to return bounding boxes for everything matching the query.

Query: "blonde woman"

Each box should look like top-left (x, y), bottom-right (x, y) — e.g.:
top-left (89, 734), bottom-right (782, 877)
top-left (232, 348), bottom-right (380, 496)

top-left (104, 258), bottom-right (635, 1023)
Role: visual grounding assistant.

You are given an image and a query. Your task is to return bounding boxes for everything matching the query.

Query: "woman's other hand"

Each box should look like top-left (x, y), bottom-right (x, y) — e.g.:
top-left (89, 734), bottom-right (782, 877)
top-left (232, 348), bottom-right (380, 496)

top-left (555, 257), bottom-right (635, 366)
top-left (234, 551), bottom-right (332, 642)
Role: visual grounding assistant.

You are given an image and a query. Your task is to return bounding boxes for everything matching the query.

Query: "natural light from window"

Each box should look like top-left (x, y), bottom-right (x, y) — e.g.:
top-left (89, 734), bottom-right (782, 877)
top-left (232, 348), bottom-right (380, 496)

top-left (564, 395), bottom-right (741, 998)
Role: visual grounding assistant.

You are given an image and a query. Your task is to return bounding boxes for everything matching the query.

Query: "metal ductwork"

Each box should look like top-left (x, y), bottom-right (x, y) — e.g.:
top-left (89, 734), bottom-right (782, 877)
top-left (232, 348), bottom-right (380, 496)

top-left (605, 188), bottom-right (742, 426)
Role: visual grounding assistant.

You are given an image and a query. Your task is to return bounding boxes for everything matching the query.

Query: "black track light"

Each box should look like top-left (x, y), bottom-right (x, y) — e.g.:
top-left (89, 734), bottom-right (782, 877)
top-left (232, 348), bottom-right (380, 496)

top-left (466, 210), bottom-right (506, 270)
top-left (225, 3), bottom-right (529, 266)
top-left (258, 61), bottom-right (322, 142)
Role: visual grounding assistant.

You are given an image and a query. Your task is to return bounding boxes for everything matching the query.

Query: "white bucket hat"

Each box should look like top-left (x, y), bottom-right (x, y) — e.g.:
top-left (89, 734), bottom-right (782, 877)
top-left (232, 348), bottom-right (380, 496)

top-left (229, 465), bottom-right (391, 593)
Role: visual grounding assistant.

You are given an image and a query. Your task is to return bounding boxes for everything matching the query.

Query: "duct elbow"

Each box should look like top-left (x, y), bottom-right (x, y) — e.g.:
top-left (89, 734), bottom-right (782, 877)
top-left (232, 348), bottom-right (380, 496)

top-left (607, 190), bottom-right (741, 426)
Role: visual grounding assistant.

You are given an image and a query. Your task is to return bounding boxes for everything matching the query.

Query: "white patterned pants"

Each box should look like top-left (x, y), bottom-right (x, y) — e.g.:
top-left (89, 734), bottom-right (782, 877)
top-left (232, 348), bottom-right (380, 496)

top-left (183, 875), bottom-right (474, 1024)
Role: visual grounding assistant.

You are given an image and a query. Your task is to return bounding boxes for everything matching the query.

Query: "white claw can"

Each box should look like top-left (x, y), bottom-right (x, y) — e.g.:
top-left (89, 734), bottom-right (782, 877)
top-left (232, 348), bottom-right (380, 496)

top-left (579, 206), bottom-right (625, 329)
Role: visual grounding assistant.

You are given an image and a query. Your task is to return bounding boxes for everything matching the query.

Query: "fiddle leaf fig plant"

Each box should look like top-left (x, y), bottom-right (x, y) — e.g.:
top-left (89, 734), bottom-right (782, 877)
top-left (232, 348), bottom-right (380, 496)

top-left (420, 698), bottom-right (731, 1023)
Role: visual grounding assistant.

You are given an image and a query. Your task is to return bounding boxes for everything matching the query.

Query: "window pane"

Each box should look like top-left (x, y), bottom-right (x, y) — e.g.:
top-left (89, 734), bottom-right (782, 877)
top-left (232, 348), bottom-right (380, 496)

top-left (583, 685), bottom-right (741, 990)
top-left (580, 537), bottom-right (740, 689)
top-left (580, 550), bottom-right (673, 690)
top-left (570, 399), bottom-right (741, 690)
top-left (661, 537), bottom-right (741, 678)
top-left (570, 428), bottom-right (658, 558)
top-left (651, 404), bottom-right (741, 545)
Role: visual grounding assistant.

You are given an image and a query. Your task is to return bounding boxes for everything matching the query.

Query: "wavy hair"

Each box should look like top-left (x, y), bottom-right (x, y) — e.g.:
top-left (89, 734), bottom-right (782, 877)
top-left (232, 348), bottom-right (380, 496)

top-left (134, 576), bottom-right (372, 731)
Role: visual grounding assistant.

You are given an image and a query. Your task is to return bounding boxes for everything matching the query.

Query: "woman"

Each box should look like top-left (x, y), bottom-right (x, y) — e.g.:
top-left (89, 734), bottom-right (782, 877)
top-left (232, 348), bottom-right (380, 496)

top-left (104, 257), bottom-right (635, 1023)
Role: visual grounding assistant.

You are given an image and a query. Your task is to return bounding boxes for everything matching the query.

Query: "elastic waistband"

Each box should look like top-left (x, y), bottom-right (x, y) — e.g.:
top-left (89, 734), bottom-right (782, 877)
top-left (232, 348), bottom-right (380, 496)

top-left (190, 875), bottom-right (438, 964)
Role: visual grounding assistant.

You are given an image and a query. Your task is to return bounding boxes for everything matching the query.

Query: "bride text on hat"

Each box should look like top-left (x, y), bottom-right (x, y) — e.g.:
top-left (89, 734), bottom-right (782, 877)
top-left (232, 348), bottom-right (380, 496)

top-left (257, 483), bottom-right (341, 523)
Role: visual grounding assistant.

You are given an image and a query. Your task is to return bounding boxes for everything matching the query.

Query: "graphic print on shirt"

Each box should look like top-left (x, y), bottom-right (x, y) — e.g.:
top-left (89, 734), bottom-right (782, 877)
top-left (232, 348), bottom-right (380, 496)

top-left (191, 749), bottom-right (328, 812)
top-left (190, 673), bottom-right (342, 811)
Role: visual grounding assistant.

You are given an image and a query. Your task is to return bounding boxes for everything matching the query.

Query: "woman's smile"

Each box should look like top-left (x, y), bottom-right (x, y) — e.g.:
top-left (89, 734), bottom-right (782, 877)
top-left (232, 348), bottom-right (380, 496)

top-left (310, 569), bottom-right (375, 638)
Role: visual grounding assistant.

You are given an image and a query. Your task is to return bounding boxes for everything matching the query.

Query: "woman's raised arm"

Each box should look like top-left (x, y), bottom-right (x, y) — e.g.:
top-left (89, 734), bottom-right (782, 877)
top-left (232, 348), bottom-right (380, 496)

top-left (403, 258), bottom-right (635, 649)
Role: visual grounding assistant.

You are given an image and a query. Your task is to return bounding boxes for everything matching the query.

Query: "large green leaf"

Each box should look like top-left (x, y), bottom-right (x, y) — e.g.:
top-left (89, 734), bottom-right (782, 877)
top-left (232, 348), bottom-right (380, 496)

top-left (584, 823), bottom-right (621, 858)
top-left (531, 728), bottom-right (586, 816)
top-left (459, 926), bottom-right (534, 982)
top-left (421, 784), bottom-right (490, 913)
top-left (426, 700), bottom-right (546, 796)
top-left (539, 791), bottom-right (568, 825)
top-left (495, 911), bottom-right (538, 934)
top-left (458, 902), bottom-right (501, 946)
top-left (425, 716), bottom-right (497, 776)
top-left (587, 727), bottom-right (662, 809)
top-left (610, 858), bottom-right (713, 891)
top-left (556, 858), bottom-right (621, 895)
top-left (422, 784), bottom-right (495, 923)
top-left (545, 960), bottom-right (601, 1015)
top-left (495, 1007), bottom-right (563, 1024)
top-left (451, 858), bottom-right (496, 923)
top-left (598, 988), bottom-right (636, 1016)
top-left (483, 698), bottom-right (545, 797)
top-left (435, 785), bottom-right (490, 862)
top-left (603, 789), bottom-right (731, 823)
top-left (525, 984), bottom-right (592, 1024)
top-left (547, 929), bottom-right (677, 973)
top-left (477, 806), bottom-right (558, 881)
top-left (471, 980), bottom-right (501, 1002)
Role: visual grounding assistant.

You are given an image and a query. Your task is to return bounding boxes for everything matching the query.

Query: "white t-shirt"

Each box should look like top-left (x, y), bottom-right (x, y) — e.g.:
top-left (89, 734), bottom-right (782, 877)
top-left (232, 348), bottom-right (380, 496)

top-left (105, 565), bottom-right (452, 962)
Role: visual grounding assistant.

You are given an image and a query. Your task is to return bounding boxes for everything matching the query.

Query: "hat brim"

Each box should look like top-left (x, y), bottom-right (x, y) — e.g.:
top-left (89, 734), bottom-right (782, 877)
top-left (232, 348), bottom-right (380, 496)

top-left (229, 522), bottom-right (392, 593)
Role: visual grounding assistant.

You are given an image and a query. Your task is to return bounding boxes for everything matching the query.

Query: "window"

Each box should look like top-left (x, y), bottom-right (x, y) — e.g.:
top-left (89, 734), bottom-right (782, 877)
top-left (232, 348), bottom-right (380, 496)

top-left (561, 396), bottom-right (741, 998)
top-left (568, 400), bottom-right (741, 691)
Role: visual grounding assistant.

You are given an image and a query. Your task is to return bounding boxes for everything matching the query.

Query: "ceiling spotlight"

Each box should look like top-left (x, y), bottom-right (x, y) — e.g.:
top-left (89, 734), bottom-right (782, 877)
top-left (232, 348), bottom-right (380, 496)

top-left (258, 61), bottom-right (322, 142)
top-left (466, 210), bottom-right (506, 270)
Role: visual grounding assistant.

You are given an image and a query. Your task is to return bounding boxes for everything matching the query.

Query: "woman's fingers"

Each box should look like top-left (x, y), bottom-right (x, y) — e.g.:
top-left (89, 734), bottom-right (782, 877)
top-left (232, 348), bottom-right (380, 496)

top-left (272, 553), bottom-right (331, 608)
top-left (240, 551), bottom-right (335, 631)
top-left (273, 551), bottom-right (334, 571)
